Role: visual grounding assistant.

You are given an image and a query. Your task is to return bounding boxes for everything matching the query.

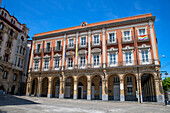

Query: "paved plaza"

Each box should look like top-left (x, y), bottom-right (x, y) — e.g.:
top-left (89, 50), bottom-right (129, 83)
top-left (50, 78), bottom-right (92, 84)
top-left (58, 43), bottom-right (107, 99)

top-left (0, 95), bottom-right (169, 113)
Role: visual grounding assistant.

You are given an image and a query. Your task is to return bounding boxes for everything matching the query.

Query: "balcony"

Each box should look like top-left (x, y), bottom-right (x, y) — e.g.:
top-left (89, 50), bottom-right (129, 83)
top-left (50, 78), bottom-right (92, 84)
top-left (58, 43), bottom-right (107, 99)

top-left (137, 34), bottom-right (150, 42)
top-left (33, 49), bottom-right (41, 54)
top-left (53, 46), bottom-right (62, 52)
top-left (121, 37), bottom-right (134, 44)
top-left (43, 48), bottom-right (51, 53)
top-left (91, 41), bottom-right (102, 47)
top-left (66, 44), bottom-right (75, 50)
top-left (78, 42), bottom-right (88, 49)
top-left (106, 39), bottom-right (118, 46)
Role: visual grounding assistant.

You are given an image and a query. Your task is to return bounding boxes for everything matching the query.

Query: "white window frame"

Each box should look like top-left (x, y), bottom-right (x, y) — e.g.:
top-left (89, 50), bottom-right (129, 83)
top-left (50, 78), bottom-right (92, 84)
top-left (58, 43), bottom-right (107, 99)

top-left (122, 29), bottom-right (132, 42)
top-left (92, 34), bottom-right (101, 45)
top-left (139, 49), bottom-right (151, 65)
top-left (79, 55), bottom-right (87, 69)
top-left (123, 50), bottom-right (134, 66)
top-left (33, 60), bottom-right (40, 71)
top-left (107, 31), bottom-right (116, 43)
top-left (36, 43), bottom-right (42, 52)
top-left (53, 58), bottom-right (61, 70)
top-left (67, 57), bottom-right (74, 69)
top-left (80, 36), bottom-right (87, 47)
top-left (107, 52), bottom-right (118, 67)
top-left (43, 58), bottom-right (50, 71)
top-left (45, 41), bottom-right (52, 51)
top-left (55, 40), bottom-right (62, 50)
top-left (68, 38), bottom-right (75, 48)
top-left (92, 53), bottom-right (101, 68)
top-left (137, 27), bottom-right (147, 36)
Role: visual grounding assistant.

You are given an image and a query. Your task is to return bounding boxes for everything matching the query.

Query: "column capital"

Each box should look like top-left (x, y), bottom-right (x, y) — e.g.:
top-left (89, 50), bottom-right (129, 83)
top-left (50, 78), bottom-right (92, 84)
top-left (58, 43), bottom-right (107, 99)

top-left (102, 27), bottom-right (105, 33)
top-left (149, 20), bottom-right (153, 28)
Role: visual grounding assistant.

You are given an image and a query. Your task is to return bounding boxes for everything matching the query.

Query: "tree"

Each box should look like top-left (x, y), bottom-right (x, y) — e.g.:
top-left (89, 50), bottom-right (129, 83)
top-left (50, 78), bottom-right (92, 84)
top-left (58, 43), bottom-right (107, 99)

top-left (162, 77), bottom-right (170, 92)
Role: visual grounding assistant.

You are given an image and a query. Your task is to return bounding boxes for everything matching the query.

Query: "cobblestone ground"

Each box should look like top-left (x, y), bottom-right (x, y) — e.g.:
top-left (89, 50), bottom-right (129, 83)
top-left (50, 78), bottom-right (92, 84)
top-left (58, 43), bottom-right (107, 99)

top-left (0, 95), bottom-right (170, 113)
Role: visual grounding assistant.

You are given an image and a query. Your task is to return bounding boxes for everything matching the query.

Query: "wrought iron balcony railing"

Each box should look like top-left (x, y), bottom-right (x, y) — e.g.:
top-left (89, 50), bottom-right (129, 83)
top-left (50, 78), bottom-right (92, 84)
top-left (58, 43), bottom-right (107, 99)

top-left (66, 44), bottom-right (76, 50)
top-left (78, 42), bottom-right (88, 49)
top-left (121, 37), bottom-right (134, 44)
top-left (137, 34), bottom-right (150, 42)
top-left (43, 48), bottom-right (51, 53)
top-left (106, 39), bottom-right (118, 46)
top-left (53, 46), bottom-right (62, 52)
top-left (91, 41), bottom-right (102, 47)
top-left (33, 49), bottom-right (41, 54)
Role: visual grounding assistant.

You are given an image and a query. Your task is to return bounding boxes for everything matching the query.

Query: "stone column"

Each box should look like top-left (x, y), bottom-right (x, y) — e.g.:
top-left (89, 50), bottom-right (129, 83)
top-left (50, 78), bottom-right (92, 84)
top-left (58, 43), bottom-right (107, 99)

top-left (136, 76), bottom-right (143, 103)
top-left (88, 30), bottom-right (91, 67)
top-left (59, 72), bottom-right (65, 99)
top-left (47, 77), bottom-right (52, 98)
top-left (119, 74), bottom-right (125, 101)
top-left (102, 70), bottom-right (108, 101)
top-left (26, 76), bottom-right (31, 96)
top-left (29, 40), bottom-right (35, 72)
top-left (149, 20), bottom-right (159, 65)
top-left (73, 76), bottom-right (78, 99)
top-left (155, 77), bottom-right (164, 104)
top-left (87, 76), bottom-right (91, 100)
top-left (62, 34), bottom-right (66, 70)
top-left (102, 28), bottom-right (106, 68)
top-left (75, 32), bottom-right (79, 68)
top-left (37, 77), bottom-right (42, 97)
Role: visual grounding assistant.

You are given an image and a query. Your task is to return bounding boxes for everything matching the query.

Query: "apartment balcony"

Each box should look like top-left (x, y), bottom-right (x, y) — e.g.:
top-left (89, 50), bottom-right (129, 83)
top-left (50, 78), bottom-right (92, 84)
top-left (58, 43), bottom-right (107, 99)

top-left (106, 39), bottom-right (118, 46)
top-left (91, 41), bottom-right (102, 47)
top-left (53, 46), bottom-right (62, 52)
top-left (121, 37), bottom-right (134, 44)
top-left (33, 49), bottom-right (41, 54)
top-left (78, 42), bottom-right (88, 49)
top-left (66, 44), bottom-right (75, 50)
top-left (43, 48), bottom-right (51, 53)
top-left (137, 34), bottom-right (150, 43)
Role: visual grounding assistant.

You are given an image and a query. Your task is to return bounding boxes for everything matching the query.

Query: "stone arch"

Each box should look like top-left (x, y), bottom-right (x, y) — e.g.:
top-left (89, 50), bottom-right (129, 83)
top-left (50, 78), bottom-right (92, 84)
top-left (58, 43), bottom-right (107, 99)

top-left (41, 77), bottom-right (48, 97)
top-left (91, 75), bottom-right (102, 100)
top-left (64, 76), bottom-right (74, 98)
top-left (108, 74), bottom-right (120, 100)
top-left (141, 73), bottom-right (156, 102)
top-left (77, 76), bottom-right (87, 99)
top-left (52, 76), bottom-right (60, 98)
top-left (123, 73), bottom-right (137, 101)
top-left (31, 77), bottom-right (38, 96)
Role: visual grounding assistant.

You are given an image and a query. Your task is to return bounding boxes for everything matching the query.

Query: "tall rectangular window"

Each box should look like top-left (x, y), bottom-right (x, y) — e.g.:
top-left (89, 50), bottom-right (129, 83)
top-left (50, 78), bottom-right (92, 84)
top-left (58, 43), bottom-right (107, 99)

top-left (80, 56), bottom-right (86, 67)
top-left (44, 59), bottom-right (49, 69)
top-left (109, 33), bottom-right (115, 43)
top-left (34, 60), bottom-right (39, 70)
top-left (68, 57), bottom-right (73, 68)
top-left (110, 53), bottom-right (116, 65)
top-left (124, 31), bottom-right (130, 41)
top-left (56, 41), bottom-right (61, 50)
top-left (54, 58), bottom-right (60, 68)
top-left (142, 51), bottom-right (149, 62)
top-left (37, 44), bottom-right (41, 52)
top-left (69, 39), bottom-right (74, 47)
top-left (46, 43), bottom-right (50, 51)
top-left (4, 54), bottom-right (9, 62)
top-left (139, 29), bottom-right (146, 36)
top-left (93, 35), bottom-right (99, 44)
top-left (81, 37), bottom-right (86, 46)
top-left (125, 52), bottom-right (132, 64)
top-left (94, 55), bottom-right (99, 66)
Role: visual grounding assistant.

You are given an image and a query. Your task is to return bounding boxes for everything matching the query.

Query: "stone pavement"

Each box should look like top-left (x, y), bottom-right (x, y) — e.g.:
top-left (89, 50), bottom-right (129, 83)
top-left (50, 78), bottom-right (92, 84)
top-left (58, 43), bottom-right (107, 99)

top-left (0, 95), bottom-right (169, 113)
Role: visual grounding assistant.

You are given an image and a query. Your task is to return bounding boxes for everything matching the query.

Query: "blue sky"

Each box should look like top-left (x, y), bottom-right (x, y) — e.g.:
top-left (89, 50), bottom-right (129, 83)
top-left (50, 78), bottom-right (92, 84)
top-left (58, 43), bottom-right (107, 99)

top-left (1, 0), bottom-right (170, 79)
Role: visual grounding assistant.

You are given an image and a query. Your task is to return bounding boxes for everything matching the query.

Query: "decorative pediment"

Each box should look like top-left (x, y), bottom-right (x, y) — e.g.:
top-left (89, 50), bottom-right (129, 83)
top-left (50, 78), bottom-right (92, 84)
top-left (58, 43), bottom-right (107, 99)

top-left (53, 53), bottom-right (62, 58)
top-left (138, 44), bottom-right (151, 49)
top-left (122, 46), bottom-right (134, 51)
top-left (78, 50), bottom-right (87, 55)
top-left (43, 54), bottom-right (51, 59)
top-left (107, 47), bottom-right (118, 52)
top-left (91, 48), bottom-right (101, 53)
top-left (34, 55), bottom-right (41, 60)
top-left (66, 51), bottom-right (75, 56)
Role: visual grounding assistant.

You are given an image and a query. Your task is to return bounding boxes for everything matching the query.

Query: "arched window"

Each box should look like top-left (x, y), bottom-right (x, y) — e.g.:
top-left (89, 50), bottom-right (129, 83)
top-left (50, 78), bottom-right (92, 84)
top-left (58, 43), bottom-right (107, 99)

top-left (1, 11), bottom-right (4, 15)
top-left (11, 18), bottom-right (13, 23)
top-left (3, 71), bottom-right (7, 79)
top-left (13, 20), bottom-right (15, 24)
top-left (0, 23), bottom-right (4, 30)
top-left (21, 36), bottom-right (24, 41)
top-left (13, 74), bottom-right (17, 81)
top-left (4, 13), bottom-right (7, 18)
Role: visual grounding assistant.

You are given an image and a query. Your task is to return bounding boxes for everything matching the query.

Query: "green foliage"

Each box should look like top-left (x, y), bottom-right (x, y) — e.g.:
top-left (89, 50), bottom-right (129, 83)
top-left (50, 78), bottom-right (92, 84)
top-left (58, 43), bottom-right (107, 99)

top-left (162, 77), bottom-right (170, 92)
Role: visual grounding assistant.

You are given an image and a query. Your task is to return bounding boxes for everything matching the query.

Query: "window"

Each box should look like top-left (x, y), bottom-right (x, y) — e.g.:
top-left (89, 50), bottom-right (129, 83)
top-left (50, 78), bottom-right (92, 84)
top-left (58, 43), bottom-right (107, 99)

top-left (3, 71), bottom-right (7, 79)
top-left (20, 47), bottom-right (22, 54)
top-left (1, 11), bottom-right (4, 15)
top-left (81, 37), bottom-right (86, 46)
top-left (34, 60), bottom-right (39, 70)
top-left (13, 20), bottom-right (15, 24)
top-left (54, 58), bottom-right (60, 68)
top-left (127, 76), bottom-right (132, 83)
top-left (7, 41), bottom-right (12, 48)
top-left (124, 31), bottom-right (131, 41)
top-left (4, 13), bottom-right (6, 18)
top-left (9, 29), bottom-right (13, 36)
top-left (0, 23), bottom-right (4, 29)
top-left (142, 51), bottom-right (149, 62)
top-left (139, 29), bottom-right (146, 36)
top-left (56, 41), bottom-right (61, 50)
top-left (109, 33), bottom-right (115, 43)
top-left (11, 19), bottom-right (13, 23)
top-left (69, 39), bottom-right (74, 47)
top-left (68, 57), bottom-right (73, 68)
top-left (17, 58), bottom-right (20, 67)
top-left (4, 54), bottom-right (9, 62)
top-left (46, 42), bottom-right (51, 51)
top-left (93, 55), bottom-right (100, 66)
top-left (127, 87), bottom-right (133, 95)
top-left (37, 44), bottom-right (41, 52)
top-left (93, 35), bottom-right (100, 45)
top-left (80, 56), bottom-right (86, 68)
top-left (13, 74), bottom-right (17, 81)
top-left (14, 57), bottom-right (17, 66)
top-left (110, 53), bottom-right (116, 65)
top-left (44, 59), bottom-right (49, 69)
top-left (125, 52), bottom-right (132, 64)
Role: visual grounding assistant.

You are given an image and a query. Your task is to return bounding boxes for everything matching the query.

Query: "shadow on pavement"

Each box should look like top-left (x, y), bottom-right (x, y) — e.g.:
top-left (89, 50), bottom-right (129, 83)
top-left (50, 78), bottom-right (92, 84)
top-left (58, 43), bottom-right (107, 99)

top-left (0, 94), bottom-right (39, 106)
top-left (0, 110), bottom-right (7, 113)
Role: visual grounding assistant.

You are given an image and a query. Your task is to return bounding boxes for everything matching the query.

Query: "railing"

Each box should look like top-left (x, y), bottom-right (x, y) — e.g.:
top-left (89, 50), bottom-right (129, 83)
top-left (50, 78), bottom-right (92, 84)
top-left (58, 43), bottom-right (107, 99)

top-left (91, 41), bottom-right (102, 47)
top-left (78, 42), bottom-right (88, 49)
top-left (29, 59), bottom-right (157, 72)
top-left (66, 44), bottom-right (76, 50)
top-left (106, 39), bottom-right (118, 46)
top-left (43, 48), bottom-right (51, 53)
top-left (137, 34), bottom-right (150, 42)
top-left (121, 37), bottom-right (134, 44)
top-left (53, 46), bottom-right (62, 52)
top-left (33, 49), bottom-right (41, 54)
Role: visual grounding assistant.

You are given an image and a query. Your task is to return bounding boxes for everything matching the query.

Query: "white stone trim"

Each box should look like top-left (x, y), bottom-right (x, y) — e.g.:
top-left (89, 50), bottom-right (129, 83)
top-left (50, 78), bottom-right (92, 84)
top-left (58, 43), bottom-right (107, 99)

top-left (107, 31), bottom-right (116, 43)
top-left (43, 57), bottom-right (51, 71)
top-left (136, 26), bottom-right (147, 36)
top-left (45, 41), bottom-right (52, 48)
top-left (122, 46), bottom-right (134, 66)
top-left (68, 38), bottom-right (75, 48)
top-left (78, 55), bottom-right (87, 69)
top-left (122, 29), bottom-right (132, 41)
top-left (107, 51), bottom-right (118, 67)
top-left (53, 57), bottom-right (61, 70)
top-left (33, 59), bottom-right (40, 71)
top-left (80, 36), bottom-right (87, 47)
top-left (55, 39), bottom-right (63, 47)
top-left (92, 53), bottom-right (101, 68)
top-left (92, 33), bottom-right (101, 45)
